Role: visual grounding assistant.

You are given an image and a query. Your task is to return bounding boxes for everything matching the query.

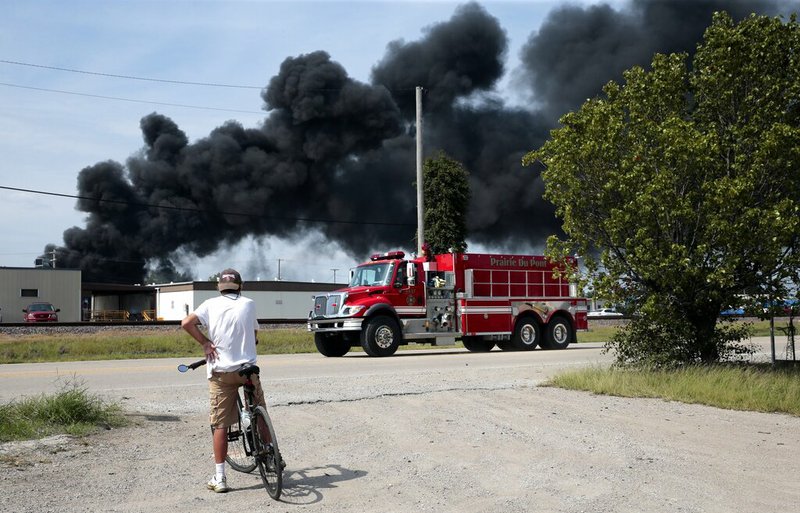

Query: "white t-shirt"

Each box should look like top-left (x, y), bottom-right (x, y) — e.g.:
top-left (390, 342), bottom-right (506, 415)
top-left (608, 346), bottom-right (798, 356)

top-left (193, 292), bottom-right (259, 379)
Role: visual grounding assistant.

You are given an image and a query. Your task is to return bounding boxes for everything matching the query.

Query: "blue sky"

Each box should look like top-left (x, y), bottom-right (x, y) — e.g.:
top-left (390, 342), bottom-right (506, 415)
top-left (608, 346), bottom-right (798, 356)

top-left (1, 0), bottom-right (614, 283)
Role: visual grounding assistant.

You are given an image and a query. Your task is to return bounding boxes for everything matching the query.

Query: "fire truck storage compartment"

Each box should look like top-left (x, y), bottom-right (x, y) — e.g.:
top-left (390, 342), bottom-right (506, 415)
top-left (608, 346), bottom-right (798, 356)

top-left (423, 265), bottom-right (457, 335)
top-left (464, 268), bottom-right (570, 298)
top-left (459, 298), bottom-right (513, 334)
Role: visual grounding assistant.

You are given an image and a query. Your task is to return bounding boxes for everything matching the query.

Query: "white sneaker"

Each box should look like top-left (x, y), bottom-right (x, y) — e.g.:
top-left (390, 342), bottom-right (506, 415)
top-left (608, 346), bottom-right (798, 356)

top-left (207, 475), bottom-right (229, 493)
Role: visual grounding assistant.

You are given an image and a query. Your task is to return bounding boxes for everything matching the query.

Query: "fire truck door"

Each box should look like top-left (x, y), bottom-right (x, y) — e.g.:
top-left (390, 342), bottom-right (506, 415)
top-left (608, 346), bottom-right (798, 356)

top-left (397, 262), bottom-right (424, 307)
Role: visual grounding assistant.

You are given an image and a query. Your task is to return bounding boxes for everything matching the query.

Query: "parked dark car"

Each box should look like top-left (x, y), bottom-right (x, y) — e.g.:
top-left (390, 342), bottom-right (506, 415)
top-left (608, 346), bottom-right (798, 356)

top-left (23, 302), bottom-right (60, 322)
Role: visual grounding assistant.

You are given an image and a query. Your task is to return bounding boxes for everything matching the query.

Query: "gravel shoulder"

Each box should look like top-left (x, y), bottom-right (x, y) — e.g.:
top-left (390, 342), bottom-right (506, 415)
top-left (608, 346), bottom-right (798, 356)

top-left (2, 360), bottom-right (799, 513)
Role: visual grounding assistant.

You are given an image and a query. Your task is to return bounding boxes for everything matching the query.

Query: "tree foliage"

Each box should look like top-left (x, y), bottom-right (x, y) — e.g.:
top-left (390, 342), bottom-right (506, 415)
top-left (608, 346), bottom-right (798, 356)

top-left (143, 257), bottom-right (194, 284)
top-left (423, 152), bottom-right (471, 255)
top-left (524, 12), bottom-right (800, 366)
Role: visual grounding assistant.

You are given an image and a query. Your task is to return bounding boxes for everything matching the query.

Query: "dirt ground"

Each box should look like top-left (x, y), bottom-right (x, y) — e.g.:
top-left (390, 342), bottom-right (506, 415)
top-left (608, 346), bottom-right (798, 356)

top-left (2, 367), bottom-right (799, 513)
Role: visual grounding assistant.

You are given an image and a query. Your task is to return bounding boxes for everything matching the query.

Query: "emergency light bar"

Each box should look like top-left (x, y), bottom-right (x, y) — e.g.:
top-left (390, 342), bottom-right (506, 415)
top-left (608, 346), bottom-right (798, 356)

top-left (370, 250), bottom-right (406, 261)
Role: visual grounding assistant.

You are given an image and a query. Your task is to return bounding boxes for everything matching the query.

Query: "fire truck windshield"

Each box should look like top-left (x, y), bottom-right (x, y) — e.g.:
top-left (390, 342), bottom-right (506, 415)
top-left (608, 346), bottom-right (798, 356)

top-left (349, 262), bottom-right (394, 287)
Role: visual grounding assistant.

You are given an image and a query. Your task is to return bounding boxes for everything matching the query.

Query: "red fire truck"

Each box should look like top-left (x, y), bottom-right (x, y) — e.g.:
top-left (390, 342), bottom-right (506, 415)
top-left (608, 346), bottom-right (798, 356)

top-left (308, 250), bottom-right (588, 357)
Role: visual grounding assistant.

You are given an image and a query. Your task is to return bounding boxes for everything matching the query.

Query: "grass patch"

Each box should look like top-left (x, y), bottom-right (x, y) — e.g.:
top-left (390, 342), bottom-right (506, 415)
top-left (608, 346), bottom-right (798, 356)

top-left (257, 328), bottom-right (318, 355)
top-left (0, 381), bottom-right (128, 441)
top-left (0, 318), bottom-right (790, 364)
top-left (0, 328), bottom-right (319, 364)
top-left (577, 325), bottom-right (620, 343)
top-left (546, 364), bottom-right (800, 416)
top-left (0, 327), bottom-right (500, 363)
top-left (0, 330), bottom-right (200, 363)
top-left (577, 318), bottom-right (791, 342)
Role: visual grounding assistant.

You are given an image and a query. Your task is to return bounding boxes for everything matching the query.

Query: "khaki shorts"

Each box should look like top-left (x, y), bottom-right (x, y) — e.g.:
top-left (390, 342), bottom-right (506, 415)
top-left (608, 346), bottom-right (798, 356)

top-left (208, 369), bottom-right (267, 429)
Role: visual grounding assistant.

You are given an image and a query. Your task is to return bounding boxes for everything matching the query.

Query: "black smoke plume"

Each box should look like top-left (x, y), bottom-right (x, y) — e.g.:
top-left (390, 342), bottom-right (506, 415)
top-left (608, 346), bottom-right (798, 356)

top-left (517, 0), bottom-right (786, 121)
top-left (49, 1), bottom-right (794, 283)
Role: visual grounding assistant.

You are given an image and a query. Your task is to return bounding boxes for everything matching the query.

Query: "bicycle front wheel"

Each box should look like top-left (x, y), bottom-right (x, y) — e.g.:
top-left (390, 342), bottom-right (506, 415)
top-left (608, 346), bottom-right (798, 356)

top-left (225, 396), bottom-right (256, 473)
top-left (251, 405), bottom-right (283, 500)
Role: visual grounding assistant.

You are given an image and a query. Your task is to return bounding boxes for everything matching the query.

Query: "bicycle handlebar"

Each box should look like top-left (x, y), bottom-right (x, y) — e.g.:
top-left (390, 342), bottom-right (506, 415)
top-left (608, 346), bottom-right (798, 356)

top-left (177, 358), bottom-right (207, 373)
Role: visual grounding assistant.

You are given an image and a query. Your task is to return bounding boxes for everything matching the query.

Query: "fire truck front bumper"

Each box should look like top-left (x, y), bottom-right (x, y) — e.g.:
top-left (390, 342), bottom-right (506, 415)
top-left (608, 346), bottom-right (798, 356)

top-left (307, 316), bottom-right (364, 332)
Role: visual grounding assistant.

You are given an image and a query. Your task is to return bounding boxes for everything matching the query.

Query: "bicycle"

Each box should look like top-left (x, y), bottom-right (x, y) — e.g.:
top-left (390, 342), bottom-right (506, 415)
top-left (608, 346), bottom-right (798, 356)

top-left (178, 359), bottom-right (284, 499)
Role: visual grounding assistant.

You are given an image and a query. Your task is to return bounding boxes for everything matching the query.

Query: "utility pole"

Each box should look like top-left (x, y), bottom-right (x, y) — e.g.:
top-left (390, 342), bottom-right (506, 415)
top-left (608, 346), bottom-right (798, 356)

top-left (331, 268), bottom-right (338, 283)
top-left (416, 86), bottom-right (424, 255)
top-left (36, 249), bottom-right (57, 268)
top-left (277, 259), bottom-right (282, 281)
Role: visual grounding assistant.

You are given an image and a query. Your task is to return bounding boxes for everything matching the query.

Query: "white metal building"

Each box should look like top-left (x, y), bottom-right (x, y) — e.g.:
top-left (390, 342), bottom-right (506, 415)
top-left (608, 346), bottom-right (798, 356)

top-left (154, 280), bottom-right (339, 321)
top-left (0, 266), bottom-right (339, 322)
top-left (0, 267), bottom-right (82, 322)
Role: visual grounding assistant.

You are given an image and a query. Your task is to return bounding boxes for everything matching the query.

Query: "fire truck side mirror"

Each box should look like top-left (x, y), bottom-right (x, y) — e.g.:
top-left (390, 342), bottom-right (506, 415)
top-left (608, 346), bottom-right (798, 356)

top-left (406, 262), bottom-right (416, 286)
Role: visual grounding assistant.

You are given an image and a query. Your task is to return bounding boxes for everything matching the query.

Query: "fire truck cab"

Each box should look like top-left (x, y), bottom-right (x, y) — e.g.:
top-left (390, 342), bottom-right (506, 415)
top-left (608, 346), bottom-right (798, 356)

top-left (308, 251), bottom-right (588, 357)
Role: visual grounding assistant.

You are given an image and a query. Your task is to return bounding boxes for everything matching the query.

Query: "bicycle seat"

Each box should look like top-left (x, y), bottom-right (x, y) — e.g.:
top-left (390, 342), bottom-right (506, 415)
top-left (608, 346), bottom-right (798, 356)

top-left (239, 364), bottom-right (260, 378)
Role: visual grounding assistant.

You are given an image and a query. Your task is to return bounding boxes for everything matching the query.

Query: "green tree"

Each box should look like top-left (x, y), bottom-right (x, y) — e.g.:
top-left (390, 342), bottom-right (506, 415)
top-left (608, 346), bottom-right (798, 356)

top-left (524, 12), bottom-right (800, 366)
top-left (422, 152), bottom-right (471, 255)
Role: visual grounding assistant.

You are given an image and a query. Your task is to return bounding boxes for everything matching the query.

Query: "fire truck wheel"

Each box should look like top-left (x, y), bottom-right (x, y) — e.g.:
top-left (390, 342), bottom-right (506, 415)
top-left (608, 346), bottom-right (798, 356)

top-left (462, 336), bottom-right (495, 352)
top-left (511, 317), bottom-right (541, 350)
top-left (361, 315), bottom-right (401, 357)
top-left (543, 316), bottom-right (573, 350)
top-left (314, 332), bottom-right (351, 357)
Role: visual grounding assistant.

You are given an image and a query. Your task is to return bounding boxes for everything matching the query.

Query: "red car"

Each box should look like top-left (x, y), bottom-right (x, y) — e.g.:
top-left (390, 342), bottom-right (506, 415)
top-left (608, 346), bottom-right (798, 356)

top-left (23, 302), bottom-right (60, 322)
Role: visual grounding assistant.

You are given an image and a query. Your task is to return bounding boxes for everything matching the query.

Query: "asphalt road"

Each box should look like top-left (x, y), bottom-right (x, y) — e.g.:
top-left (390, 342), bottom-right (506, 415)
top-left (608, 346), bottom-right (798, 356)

top-left (0, 336), bottom-right (787, 404)
top-left (0, 342), bottom-right (613, 405)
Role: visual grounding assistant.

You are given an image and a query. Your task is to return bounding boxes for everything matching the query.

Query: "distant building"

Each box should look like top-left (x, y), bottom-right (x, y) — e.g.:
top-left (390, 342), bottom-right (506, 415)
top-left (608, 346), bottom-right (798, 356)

top-left (82, 282), bottom-right (158, 322)
top-left (0, 267), bottom-right (82, 322)
top-left (154, 280), bottom-right (340, 321)
top-left (0, 265), bottom-right (340, 322)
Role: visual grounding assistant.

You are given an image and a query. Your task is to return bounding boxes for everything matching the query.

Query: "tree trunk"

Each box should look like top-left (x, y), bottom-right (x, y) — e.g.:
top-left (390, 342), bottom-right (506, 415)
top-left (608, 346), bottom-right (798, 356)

top-left (688, 307), bottom-right (721, 363)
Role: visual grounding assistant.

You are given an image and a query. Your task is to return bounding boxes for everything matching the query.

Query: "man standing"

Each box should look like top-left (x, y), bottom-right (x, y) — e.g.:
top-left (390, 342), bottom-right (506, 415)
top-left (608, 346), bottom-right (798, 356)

top-left (181, 268), bottom-right (265, 493)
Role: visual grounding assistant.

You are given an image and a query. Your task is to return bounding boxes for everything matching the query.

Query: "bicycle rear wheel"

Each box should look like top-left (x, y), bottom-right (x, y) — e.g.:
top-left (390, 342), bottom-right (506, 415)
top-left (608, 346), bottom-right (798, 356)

top-left (225, 395), bottom-right (256, 473)
top-left (251, 405), bottom-right (283, 499)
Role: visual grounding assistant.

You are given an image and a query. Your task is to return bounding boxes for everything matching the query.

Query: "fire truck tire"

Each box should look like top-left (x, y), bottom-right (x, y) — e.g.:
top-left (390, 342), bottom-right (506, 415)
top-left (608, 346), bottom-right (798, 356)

top-left (361, 315), bottom-right (401, 357)
top-left (543, 316), bottom-right (573, 350)
top-left (462, 336), bottom-right (495, 352)
top-left (511, 317), bottom-right (541, 350)
top-left (314, 332), bottom-right (351, 357)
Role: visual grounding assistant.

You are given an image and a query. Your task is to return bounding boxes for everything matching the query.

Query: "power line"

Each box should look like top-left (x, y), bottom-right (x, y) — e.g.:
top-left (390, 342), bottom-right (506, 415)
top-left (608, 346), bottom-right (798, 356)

top-left (1, 58), bottom-right (423, 96)
top-left (0, 59), bottom-right (263, 89)
top-left (1, 59), bottom-right (423, 117)
top-left (0, 185), bottom-right (416, 228)
top-left (0, 82), bottom-right (264, 115)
